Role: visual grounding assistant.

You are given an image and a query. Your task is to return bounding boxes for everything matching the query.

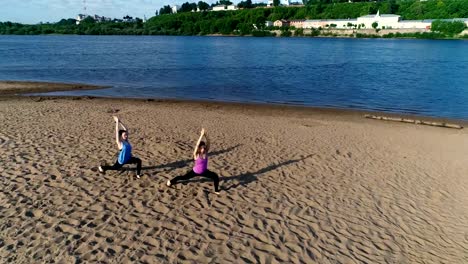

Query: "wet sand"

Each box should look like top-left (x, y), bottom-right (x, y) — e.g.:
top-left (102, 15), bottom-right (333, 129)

top-left (0, 81), bottom-right (105, 95)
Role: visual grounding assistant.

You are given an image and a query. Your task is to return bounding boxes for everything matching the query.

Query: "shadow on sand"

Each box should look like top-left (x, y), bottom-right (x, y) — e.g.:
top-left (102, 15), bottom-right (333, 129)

top-left (177, 154), bottom-right (315, 192)
top-left (221, 154), bottom-right (315, 191)
top-left (118, 144), bottom-right (242, 174)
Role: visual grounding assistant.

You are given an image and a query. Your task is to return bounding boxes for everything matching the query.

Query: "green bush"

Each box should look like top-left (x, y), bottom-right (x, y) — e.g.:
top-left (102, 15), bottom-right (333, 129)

top-left (295, 28), bottom-right (304, 36)
top-left (431, 20), bottom-right (466, 36)
top-left (280, 30), bottom-right (292, 37)
top-left (252, 30), bottom-right (274, 37)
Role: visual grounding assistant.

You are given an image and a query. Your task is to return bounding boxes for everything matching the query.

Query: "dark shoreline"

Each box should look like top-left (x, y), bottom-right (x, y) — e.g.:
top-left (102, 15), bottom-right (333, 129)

top-left (0, 80), bottom-right (108, 95)
top-left (1, 33), bottom-right (467, 40)
top-left (1, 80), bottom-right (466, 126)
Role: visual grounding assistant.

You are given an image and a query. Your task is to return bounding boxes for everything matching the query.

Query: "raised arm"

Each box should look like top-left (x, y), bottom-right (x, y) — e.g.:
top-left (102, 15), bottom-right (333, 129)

top-left (193, 128), bottom-right (205, 160)
top-left (113, 116), bottom-right (123, 149)
top-left (118, 119), bottom-right (128, 132)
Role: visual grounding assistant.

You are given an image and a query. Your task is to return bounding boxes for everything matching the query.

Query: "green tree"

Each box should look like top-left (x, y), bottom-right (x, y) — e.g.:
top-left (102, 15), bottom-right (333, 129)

top-left (198, 1), bottom-right (210, 11)
top-left (372, 21), bottom-right (378, 29)
top-left (219, 0), bottom-right (233, 5)
top-left (181, 2), bottom-right (196, 12)
top-left (80, 16), bottom-right (95, 25)
top-left (388, 0), bottom-right (398, 14)
top-left (159, 5), bottom-right (172, 15)
top-left (295, 28), bottom-right (304, 36)
top-left (431, 20), bottom-right (466, 35)
top-left (280, 29), bottom-right (292, 37)
top-left (57, 18), bottom-right (77, 25)
top-left (2, 0), bottom-right (468, 38)
top-left (273, 0), bottom-right (280, 7)
top-left (238, 0), bottom-right (253, 9)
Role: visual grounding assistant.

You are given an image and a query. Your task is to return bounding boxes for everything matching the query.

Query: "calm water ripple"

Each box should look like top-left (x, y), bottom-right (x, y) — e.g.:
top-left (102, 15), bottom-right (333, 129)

top-left (0, 35), bottom-right (467, 120)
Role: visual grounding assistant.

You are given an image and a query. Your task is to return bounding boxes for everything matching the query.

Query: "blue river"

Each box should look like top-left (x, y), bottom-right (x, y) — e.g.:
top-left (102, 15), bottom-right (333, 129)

top-left (0, 35), bottom-right (467, 120)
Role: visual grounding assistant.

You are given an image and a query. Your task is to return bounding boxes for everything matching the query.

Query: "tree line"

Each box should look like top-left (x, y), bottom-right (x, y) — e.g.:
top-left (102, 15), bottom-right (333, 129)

top-left (0, 0), bottom-right (466, 37)
top-left (158, 0), bottom-right (267, 15)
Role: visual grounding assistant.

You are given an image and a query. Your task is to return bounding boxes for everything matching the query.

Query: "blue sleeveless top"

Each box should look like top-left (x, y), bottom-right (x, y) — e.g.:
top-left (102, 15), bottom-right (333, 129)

top-left (118, 141), bottom-right (132, 164)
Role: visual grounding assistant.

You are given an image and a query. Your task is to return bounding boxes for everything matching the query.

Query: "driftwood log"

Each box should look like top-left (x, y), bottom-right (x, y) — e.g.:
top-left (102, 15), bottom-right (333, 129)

top-left (364, 114), bottom-right (463, 129)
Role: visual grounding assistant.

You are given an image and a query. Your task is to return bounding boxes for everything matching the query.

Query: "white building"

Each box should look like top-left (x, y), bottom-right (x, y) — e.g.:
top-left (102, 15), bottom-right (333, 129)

top-left (171, 5), bottom-right (180, 14)
top-left (212, 5), bottom-right (238, 11)
top-left (303, 19), bottom-right (357, 29)
top-left (397, 20), bottom-right (432, 29)
top-left (265, 21), bottom-right (274, 27)
top-left (227, 4), bottom-right (238, 10)
top-left (301, 11), bottom-right (468, 30)
top-left (357, 11), bottom-right (401, 29)
top-left (212, 5), bottom-right (226, 11)
top-left (75, 14), bottom-right (89, 25)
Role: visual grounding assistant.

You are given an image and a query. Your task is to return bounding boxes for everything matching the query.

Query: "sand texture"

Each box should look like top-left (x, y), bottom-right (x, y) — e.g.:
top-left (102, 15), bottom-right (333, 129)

top-left (0, 97), bottom-right (467, 263)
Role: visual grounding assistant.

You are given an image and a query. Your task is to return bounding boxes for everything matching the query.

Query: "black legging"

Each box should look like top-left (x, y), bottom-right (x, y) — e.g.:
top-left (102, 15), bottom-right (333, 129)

top-left (170, 169), bottom-right (220, 192)
top-left (102, 157), bottom-right (142, 175)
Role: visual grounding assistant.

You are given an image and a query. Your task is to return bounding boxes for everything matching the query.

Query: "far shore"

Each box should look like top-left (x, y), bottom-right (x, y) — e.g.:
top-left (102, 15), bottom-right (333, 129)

top-left (2, 28), bottom-right (467, 40)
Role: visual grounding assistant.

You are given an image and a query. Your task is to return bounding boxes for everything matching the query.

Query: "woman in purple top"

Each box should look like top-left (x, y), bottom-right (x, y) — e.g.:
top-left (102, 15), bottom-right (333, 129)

top-left (167, 128), bottom-right (220, 194)
top-left (98, 116), bottom-right (142, 179)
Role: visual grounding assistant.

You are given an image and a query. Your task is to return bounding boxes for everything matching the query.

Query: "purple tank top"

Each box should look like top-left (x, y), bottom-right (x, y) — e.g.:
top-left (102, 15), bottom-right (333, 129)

top-left (193, 155), bottom-right (208, 174)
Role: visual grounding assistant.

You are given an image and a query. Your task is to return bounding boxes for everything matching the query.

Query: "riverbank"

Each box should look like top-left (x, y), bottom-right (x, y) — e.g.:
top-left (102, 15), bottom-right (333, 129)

top-left (1, 88), bottom-right (467, 262)
top-left (0, 81), bottom-right (106, 95)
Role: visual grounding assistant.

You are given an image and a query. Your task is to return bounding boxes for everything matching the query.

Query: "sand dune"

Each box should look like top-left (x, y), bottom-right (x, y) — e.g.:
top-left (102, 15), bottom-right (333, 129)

top-left (0, 96), bottom-right (467, 263)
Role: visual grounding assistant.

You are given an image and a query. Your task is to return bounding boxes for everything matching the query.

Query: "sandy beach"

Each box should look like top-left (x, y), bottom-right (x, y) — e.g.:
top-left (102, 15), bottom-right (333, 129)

top-left (0, 83), bottom-right (467, 263)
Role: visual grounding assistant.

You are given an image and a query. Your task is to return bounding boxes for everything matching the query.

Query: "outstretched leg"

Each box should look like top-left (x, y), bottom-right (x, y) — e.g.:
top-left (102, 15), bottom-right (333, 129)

top-left (168, 170), bottom-right (197, 186)
top-left (100, 159), bottom-right (123, 172)
top-left (203, 170), bottom-right (220, 193)
top-left (127, 157), bottom-right (142, 176)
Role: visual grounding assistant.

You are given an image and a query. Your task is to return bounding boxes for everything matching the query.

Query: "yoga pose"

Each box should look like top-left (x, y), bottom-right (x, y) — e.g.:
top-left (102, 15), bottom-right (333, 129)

top-left (98, 116), bottom-right (142, 179)
top-left (167, 128), bottom-right (220, 194)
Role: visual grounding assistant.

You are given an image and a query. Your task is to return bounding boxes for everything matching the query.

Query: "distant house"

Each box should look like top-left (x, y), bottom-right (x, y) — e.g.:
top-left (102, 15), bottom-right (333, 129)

top-left (290, 19), bottom-right (305, 28)
top-left (303, 20), bottom-right (323, 29)
top-left (212, 5), bottom-right (238, 11)
top-left (274, 19), bottom-right (290, 27)
top-left (265, 21), bottom-right (274, 27)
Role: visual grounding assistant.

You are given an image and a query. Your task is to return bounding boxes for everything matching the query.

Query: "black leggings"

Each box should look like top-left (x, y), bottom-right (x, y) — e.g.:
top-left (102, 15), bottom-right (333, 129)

top-left (102, 157), bottom-right (142, 175)
top-left (170, 169), bottom-right (220, 192)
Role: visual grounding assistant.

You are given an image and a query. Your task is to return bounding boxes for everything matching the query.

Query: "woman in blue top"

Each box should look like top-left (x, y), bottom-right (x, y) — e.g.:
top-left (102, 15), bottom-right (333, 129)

top-left (98, 116), bottom-right (142, 179)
